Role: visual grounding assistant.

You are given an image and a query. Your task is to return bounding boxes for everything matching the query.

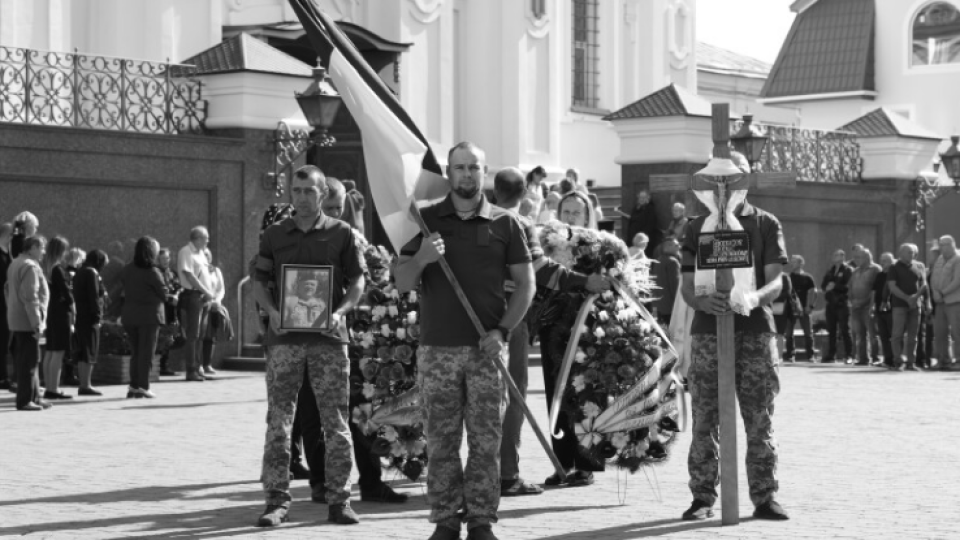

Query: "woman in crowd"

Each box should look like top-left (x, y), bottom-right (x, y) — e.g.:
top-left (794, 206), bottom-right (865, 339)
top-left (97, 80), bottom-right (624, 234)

top-left (60, 247), bottom-right (86, 387)
top-left (41, 236), bottom-right (74, 400)
top-left (557, 191), bottom-right (599, 229)
top-left (74, 249), bottom-right (108, 395)
top-left (156, 247), bottom-right (182, 376)
top-left (587, 192), bottom-right (605, 222)
top-left (200, 248), bottom-right (231, 376)
top-left (629, 232), bottom-right (650, 260)
top-left (8, 235), bottom-right (49, 410)
top-left (538, 191), bottom-right (561, 225)
top-left (524, 166), bottom-right (547, 219)
top-left (11, 211), bottom-right (39, 258)
top-left (666, 202), bottom-right (688, 242)
top-left (120, 237), bottom-right (167, 398)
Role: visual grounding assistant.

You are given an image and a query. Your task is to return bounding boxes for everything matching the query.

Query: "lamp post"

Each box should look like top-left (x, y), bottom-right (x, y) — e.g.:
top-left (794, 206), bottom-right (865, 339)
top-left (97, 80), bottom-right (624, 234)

top-left (940, 135), bottom-right (960, 190)
top-left (266, 66), bottom-right (343, 197)
top-left (730, 115), bottom-right (769, 170)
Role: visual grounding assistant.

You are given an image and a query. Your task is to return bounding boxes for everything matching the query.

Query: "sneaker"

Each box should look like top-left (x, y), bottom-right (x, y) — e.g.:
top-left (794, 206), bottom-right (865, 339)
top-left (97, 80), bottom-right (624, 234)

top-left (844, 357), bottom-right (855, 365)
top-left (310, 484), bottom-right (327, 504)
top-left (127, 387), bottom-right (142, 398)
top-left (139, 389), bottom-right (157, 398)
top-left (78, 387), bottom-right (103, 396)
top-left (681, 499), bottom-right (714, 520)
top-left (185, 372), bottom-right (205, 382)
top-left (203, 365), bottom-right (217, 375)
top-left (566, 470), bottom-right (595, 487)
top-left (544, 470), bottom-right (571, 486)
top-left (43, 390), bottom-right (73, 400)
top-left (904, 363), bottom-right (921, 372)
top-left (256, 504), bottom-right (289, 527)
top-left (466, 524), bottom-right (499, 540)
top-left (17, 402), bottom-right (43, 411)
top-left (37, 400), bottom-right (53, 409)
top-left (428, 524), bottom-right (461, 540)
top-left (360, 483), bottom-right (409, 503)
top-left (327, 502), bottom-right (360, 525)
top-left (289, 461), bottom-right (310, 480)
top-left (753, 500), bottom-right (789, 520)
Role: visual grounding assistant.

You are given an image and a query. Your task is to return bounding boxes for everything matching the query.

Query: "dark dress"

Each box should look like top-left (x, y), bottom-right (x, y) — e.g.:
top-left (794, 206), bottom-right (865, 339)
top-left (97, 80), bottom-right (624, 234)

top-left (120, 263), bottom-right (167, 390)
top-left (74, 267), bottom-right (105, 364)
top-left (45, 265), bottom-right (74, 352)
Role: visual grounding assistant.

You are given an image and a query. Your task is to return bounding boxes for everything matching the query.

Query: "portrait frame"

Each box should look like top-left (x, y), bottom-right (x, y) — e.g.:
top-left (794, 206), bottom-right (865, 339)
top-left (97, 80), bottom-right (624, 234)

top-left (279, 264), bottom-right (334, 332)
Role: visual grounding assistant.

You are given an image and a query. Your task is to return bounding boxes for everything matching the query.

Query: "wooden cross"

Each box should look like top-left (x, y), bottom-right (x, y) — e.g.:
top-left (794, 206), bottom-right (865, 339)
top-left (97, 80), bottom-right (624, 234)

top-left (650, 103), bottom-right (796, 525)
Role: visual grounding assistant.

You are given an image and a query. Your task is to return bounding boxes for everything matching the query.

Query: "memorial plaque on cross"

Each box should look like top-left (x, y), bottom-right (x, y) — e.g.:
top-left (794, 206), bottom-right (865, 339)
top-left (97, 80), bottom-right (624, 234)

top-left (650, 103), bottom-right (796, 525)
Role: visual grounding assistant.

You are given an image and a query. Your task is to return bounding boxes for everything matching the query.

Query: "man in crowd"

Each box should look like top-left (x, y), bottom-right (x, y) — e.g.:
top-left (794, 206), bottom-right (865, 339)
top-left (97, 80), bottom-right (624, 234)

top-left (931, 235), bottom-right (960, 371)
top-left (821, 249), bottom-right (853, 363)
top-left (678, 154), bottom-right (789, 522)
top-left (396, 142), bottom-right (534, 540)
top-left (887, 243), bottom-right (927, 371)
top-left (624, 190), bottom-right (661, 259)
top-left (178, 226), bottom-right (216, 381)
top-left (491, 167), bottom-right (610, 499)
top-left (0, 222), bottom-right (13, 390)
top-left (654, 238), bottom-right (681, 327)
top-left (253, 165), bottom-right (365, 526)
top-left (849, 248), bottom-right (881, 365)
top-left (874, 252), bottom-right (896, 367)
top-left (785, 255), bottom-right (817, 362)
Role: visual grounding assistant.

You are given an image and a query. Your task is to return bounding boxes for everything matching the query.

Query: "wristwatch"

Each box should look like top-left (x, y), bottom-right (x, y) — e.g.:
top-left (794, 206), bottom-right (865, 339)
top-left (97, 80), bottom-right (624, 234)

top-left (496, 325), bottom-right (512, 342)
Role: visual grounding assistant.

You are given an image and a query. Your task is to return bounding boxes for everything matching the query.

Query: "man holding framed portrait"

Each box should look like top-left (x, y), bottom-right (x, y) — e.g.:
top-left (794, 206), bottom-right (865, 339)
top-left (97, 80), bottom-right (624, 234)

top-left (253, 165), bottom-right (366, 527)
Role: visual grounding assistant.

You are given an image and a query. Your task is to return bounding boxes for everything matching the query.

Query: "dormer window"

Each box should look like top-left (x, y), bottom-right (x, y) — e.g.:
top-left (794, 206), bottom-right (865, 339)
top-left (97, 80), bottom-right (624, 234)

top-left (912, 1), bottom-right (960, 66)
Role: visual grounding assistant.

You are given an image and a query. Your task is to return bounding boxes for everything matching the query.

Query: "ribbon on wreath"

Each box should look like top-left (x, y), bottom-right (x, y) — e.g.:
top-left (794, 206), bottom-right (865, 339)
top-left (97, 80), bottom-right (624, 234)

top-left (691, 188), bottom-right (759, 316)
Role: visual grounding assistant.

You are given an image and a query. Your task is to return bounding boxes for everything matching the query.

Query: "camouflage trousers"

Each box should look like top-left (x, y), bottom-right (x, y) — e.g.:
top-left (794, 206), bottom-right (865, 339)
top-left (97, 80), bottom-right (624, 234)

top-left (418, 345), bottom-right (507, 529)
top-left (688, 332), bottom-right (780, 506)
top-left (261, 342), bottom-right (353, 506)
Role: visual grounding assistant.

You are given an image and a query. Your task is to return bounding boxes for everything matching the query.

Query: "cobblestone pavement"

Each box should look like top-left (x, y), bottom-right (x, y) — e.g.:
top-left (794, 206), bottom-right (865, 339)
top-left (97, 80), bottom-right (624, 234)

top-left (2, 361), bottom-right (958, 539)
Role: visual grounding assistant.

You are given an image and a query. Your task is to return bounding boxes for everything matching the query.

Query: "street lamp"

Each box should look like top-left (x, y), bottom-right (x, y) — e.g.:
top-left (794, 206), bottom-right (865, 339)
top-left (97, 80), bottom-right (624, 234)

top-left (266, 66), bottom-right (343, 197)
top-left (730, 115), bottom-right (769, 169)
top-left (939, 135), bottom-right (960, 189)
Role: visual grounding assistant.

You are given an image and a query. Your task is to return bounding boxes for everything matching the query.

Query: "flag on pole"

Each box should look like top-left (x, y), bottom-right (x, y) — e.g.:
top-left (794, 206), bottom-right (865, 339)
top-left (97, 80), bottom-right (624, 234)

top-left (288, 0), bottom-right (449, 252)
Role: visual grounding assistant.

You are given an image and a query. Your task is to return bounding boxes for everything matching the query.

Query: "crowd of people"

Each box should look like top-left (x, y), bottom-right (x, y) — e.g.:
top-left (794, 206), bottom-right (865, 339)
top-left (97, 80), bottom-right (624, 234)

top-left (1, 211), bottom-right (233, 410)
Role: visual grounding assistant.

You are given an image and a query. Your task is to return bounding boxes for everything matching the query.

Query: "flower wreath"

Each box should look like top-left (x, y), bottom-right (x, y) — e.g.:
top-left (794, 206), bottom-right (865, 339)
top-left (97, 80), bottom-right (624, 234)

top-left (538, 220), bottom-right (685, 473)
top-left (347, 241), bottom-right (427, 481)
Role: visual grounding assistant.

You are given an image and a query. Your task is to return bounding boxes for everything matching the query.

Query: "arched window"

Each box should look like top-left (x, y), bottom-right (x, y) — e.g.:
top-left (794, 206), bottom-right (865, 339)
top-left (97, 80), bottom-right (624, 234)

top-left (912, 1), bottom-right (960, 66)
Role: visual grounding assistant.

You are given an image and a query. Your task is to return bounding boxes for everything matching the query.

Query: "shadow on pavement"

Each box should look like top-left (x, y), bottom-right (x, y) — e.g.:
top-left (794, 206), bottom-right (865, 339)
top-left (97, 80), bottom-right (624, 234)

top-left (117, 399), bottom-right (266, 410)
top-left (0, 480), bottom-right (259, 507)
top-left (532, 516), bottom-right (754, 539)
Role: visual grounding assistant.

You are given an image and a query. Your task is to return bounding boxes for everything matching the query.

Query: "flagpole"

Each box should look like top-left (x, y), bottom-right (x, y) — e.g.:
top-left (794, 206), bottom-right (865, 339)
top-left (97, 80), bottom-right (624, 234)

top-left (408, 202), bottom-right (567, 481)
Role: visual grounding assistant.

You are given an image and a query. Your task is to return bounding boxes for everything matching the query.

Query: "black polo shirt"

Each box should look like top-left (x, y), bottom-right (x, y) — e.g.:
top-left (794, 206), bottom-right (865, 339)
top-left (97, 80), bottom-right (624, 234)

top-left (401, 195), bottom-right (531, 347)
top-left (887, 260), bottom-right (926, 309)
top-left (255, 215), bottom-right (364, 346)
top-left (680, 200), bottom-right (788, 335)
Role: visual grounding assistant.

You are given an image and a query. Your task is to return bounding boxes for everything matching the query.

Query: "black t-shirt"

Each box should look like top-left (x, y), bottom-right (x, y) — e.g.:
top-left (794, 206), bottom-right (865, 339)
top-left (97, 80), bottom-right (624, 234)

top-left (789, 271), bottom-right (815, 309)
top-left (887, 260), bottom-right (926, 309)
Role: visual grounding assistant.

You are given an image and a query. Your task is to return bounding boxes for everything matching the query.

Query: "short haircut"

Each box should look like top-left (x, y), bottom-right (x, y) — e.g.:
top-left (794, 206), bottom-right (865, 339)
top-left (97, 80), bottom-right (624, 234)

top-left (493, 168), bottom-right (526, 206)
top-left (834, 249), bottom-right (845, 257)
top-left (292, 165), bottom-right (329, 197)
top-left (325, 176), bottom-right (346, 200)
top-left (133, 236), bottom-right (159, 268)
top-left (83, 249), bottom-right (109, 271)
top-left (13, 211), bottom-right (38, 229)
top-left (0, 222), bottom-right (12, 237)
top-left (673, 202), bottom-right (685, 211)
top-left (447, 141), bottom-right (485, 163)
top-left (22, 235), bottom-right (46, 254)
top-left (940, 235), bottom-right (956, 246)
top-left (791, 254), bottom-right (805, 265)
top-left (158, 247), bottom-right (171, 257)
top-left (633, 232), bottom-right (649, 244)
top-left (565, 168), bottom-right (580, 183)
top-left (190, 226), bottom-right (209, 241)
top-left (559, 178), bottom-right (574, 194)
top-left (65, 247), bottom-right (86, 268)
top-left (900, 243), bottom-right (919, 254)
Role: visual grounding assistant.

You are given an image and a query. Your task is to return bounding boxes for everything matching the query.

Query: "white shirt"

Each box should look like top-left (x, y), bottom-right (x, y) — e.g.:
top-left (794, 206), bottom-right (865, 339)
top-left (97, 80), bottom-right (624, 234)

top-left (177, 243), bottom-right (213, 292)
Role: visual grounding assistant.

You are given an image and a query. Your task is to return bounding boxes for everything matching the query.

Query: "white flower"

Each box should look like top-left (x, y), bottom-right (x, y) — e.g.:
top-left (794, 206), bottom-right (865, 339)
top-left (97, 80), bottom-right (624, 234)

top-left (362, 383), bottom-right (376, 400)
top-left (387, 305), bottom-right (399, 317)
top-left (609, 267), bottom-right (621, 278)
top-left (637, 319), bottom-right (651, 333)
top-left (372, 305), bottom-right (387, 320)
top-left (389, 288), bottom-right (400, 299)
top-left (390, 440), bottom-right (405, 457)
top-left (381, 324), bottom-right (391, 337)
top-left (594, 327), bottom-right (606, 339)
top-left (408, 291), bottom-right (418, 303)
top-left (582, 401), bottom-right (601, 419)
top-left (574, 349), bottom-right (587, 363)
top-left (598, 311), bottom-right (609, 322)
top-left (572, 374), bottom-right (586, 392)
top-left (406, 311), bottom-right (418, 324)
top-left (611, 432), bottom-right (630, 450)
top-left (410, 439), bottom-right (427, 454)
top-left (601, 290), bottom-right (614, 301)
top-left (360, 333), bottom-right (375, 348)
top-left (382, 425), bottom-right (398, 442)
top-left (634, 439), bottom-right (650, 456)
top-left (396, 327), bottom-right (407, 340)
top-left (616, 299), bottom-right (625, 310)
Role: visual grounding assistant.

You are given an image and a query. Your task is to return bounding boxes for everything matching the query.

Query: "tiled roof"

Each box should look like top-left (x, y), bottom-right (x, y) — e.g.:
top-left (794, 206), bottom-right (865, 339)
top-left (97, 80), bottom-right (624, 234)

top-left (182, 33), bottom-right (313, 77)
top-left (603, 84), bottom-right (720, 121)
top-left (696, 42), bottom-right (771, 75)
top-left (760, 0), bottom-right (875, 99)
top-left (839, 108), bottom-right (942, 140)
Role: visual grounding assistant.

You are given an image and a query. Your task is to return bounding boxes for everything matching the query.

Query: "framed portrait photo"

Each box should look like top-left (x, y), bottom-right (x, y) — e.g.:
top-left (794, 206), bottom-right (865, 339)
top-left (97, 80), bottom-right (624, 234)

top-left (279, 264), bottom-right (334, 332)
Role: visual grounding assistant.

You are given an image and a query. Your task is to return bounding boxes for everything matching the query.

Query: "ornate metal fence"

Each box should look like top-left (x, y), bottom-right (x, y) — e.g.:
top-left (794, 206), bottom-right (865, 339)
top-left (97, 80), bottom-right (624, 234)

top-left (0, 45), bottom-right (206, 134)
top-left (730, 120), bottom-right (862, 183)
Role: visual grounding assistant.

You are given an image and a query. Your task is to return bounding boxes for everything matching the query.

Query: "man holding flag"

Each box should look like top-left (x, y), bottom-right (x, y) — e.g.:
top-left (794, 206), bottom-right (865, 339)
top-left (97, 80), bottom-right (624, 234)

top-left (395, 142), bottom-right (534, 540)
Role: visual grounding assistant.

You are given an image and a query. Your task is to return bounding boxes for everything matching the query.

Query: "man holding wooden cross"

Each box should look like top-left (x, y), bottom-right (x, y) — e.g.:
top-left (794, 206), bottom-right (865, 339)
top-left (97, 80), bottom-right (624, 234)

top-left (679, 151), bottom-right (790, 522)
top-left (396, 142), bottom-right (535, 540)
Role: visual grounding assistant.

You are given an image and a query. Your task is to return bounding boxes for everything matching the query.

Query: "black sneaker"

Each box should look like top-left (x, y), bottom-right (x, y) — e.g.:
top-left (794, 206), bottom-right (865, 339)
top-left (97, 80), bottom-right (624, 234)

top-left (753, 500), bottom-right (789, 520)
top-left (328, 502), bottom-right (360, 525)
top-left (360, 483), bottom-right (408, 503)
top-left (256, 504), bottom-right (289, 527)
top-left (466, 524), bottom-right (499, 540)
top-left (681, 499), bottom-right (714, 520)
top-left (428, 524), bottom-right (461, 540)
top-left (544, 470), bottom-right (570, 486)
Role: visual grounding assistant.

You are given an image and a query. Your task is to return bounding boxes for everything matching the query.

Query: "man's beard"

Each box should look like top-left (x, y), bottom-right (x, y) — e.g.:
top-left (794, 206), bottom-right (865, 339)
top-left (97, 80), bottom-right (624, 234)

top-left (454, 185), bottom-right (479, 199)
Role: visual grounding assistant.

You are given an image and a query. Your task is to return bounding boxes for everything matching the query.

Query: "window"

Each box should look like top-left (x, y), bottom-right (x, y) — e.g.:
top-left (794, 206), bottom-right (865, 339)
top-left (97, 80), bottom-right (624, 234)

top-left (572, 0), bottom-right (599, 109)
top-left (912, 1), bottom-right (960, 66)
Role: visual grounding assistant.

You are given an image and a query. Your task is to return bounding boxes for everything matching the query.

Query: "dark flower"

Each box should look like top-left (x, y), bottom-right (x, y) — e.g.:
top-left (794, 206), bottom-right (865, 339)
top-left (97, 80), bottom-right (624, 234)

top-left (367, 288), bottom-right (387, 304)
top-left (402, 460), bottom-right (424, 481)
top-left (361, 362), bottom-right (379, 380)
top-left (377, 346), bottom-right (392, 361)
top-left (582, 368), bottom-right (600, 384)
top-left (604, 351), bottom-right (622, 365)
top-left (646, 440), bottom-right (667, 460)
top-left (376, 374), bottom-right (391, 389)
top-left (371, 437), bottom-right (392, 456)
top-left (598, 440), bottom-right (618, 459)
top-left (394, 344), bottom-right (414, 364)
top-left (617, 364), bottom-right (637, 380)
top-left (388, 362), bottom-right (406, 381)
